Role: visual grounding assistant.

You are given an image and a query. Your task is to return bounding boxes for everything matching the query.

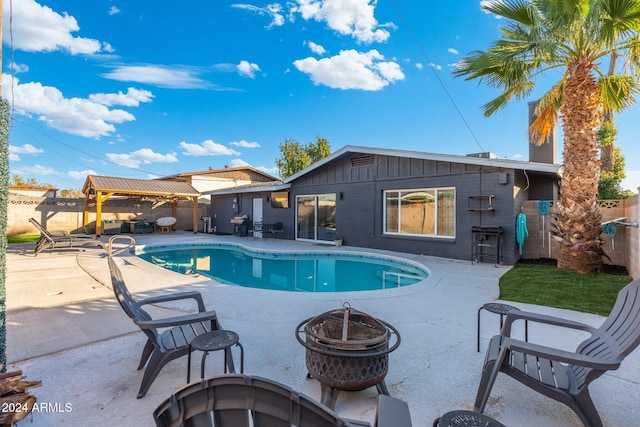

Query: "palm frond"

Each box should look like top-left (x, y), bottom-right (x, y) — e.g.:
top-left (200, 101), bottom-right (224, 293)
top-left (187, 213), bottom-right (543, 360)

top-left (529, 80), bottom-right (565, 144)
top-left (599, 74), bottom-right (640, 111)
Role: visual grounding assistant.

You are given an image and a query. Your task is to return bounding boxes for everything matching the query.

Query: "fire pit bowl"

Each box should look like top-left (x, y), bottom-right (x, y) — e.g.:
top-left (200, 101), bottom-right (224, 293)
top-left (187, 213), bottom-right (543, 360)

top-left (295, 304), bottom-right (401, 409)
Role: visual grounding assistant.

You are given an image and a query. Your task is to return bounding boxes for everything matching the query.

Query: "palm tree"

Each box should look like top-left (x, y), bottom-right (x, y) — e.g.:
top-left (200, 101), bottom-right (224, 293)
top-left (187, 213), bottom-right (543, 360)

top-left (454, 0), bottom-right (640, 273)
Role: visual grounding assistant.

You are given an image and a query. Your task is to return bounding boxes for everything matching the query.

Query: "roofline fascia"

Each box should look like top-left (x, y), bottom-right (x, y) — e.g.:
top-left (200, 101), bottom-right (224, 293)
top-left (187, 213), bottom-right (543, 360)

top-left (284, 145), bottom-right (560, 183)
top-left (204, 183), bottom-right (291, 196)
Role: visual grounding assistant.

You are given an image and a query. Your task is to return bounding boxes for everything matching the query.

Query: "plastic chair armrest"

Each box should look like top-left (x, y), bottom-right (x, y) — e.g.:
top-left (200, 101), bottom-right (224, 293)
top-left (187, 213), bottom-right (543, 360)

top-left (136, 310), bottom-right (218, 330)
top-left (138, 291), bottom-right (207, 312)
top-left (502, 310), bottom-right (596, 336)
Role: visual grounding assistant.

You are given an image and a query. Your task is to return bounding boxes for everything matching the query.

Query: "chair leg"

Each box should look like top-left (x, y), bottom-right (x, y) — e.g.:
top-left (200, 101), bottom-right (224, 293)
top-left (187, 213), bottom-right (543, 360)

top-left (137, 350), bottom-right (176, 398)
top-left (137, 339), bottom-right (155, 370)
top-left (474, 337), bottom-right (508, 412)
top-left (570, 390), bottom-right (603, 427)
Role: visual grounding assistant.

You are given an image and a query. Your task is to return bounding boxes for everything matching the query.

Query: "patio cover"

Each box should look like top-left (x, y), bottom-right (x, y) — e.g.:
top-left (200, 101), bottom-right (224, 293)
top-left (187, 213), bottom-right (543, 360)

top-left (82, 175), bottom-right (201, 235)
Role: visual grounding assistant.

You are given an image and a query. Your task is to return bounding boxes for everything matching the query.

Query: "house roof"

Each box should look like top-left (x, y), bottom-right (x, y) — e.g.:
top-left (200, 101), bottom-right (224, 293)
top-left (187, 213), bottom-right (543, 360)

top-left (160, 166), bottom-right (278, 182)
top-left (82, 175), bottom-right (200, 198)
top-left (283, 145), bottom-right (561, 183)
top-left (202, 180), bottom-right (290, 196)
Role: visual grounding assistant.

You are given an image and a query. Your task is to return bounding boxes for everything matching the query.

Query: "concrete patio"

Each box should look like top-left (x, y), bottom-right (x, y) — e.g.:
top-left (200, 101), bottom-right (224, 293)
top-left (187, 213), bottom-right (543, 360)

top-left (6, 233), bottom-right (640, 426)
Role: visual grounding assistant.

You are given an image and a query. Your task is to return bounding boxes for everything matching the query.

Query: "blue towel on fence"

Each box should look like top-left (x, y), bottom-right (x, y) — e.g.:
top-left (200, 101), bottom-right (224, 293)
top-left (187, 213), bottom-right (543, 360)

top-left (516, 213), bottom-right (529, 255)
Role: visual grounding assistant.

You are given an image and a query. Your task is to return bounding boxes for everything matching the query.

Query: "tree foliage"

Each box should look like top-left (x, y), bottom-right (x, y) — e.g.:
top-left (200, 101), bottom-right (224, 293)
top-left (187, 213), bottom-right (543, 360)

top-left (276, 136), bottom-right (331, 179)
top-left (597, 121), bottom-right (631, 199)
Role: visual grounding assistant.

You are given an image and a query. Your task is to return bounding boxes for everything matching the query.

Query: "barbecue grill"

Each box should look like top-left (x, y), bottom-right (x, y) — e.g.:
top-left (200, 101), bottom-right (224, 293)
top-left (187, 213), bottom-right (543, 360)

top-left (230, 216), bottom-right (250, 237)
top-left (295, 304), bottom-right (401, 409)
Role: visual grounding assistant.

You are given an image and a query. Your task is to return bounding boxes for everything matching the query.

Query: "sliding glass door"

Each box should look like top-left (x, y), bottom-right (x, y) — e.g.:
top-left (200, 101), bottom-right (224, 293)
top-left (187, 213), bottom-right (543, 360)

top-left (296, 193), bottom-right (336, 242)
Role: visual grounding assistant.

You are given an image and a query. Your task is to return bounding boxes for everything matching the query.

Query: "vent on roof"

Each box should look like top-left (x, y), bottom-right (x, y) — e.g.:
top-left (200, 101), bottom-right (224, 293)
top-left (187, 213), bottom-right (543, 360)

top-left (351, 154), bottom-right (376, 167)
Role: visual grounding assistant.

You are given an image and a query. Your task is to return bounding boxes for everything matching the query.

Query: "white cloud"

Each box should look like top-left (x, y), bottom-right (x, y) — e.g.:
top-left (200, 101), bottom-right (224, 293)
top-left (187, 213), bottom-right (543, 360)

top-left (415, 63), bottom-right (424, 71)
top-left (11, 63), bottom-right (29, 73)
top-left (108, 6), bottom-right (121, 16)
top-left (256, 165), bottom-right (280, 176)
top-left (9, 143), bottom-right (43, 162)
top-left (102, 65), bottom-right (212, 89)
top-left (237, 61), bottom-right (261, 78)
top-left (179, 140), bottom-right (242, 157)
top-left (294, 49), bottom-right (404, 90)
top-left (232, 3), bottom-right (286, 28)
top-left (429, 62), bottom-right (442, 70)
top-left (230, 140), bottom-right (261, 148)
top-left (106, 148), bottom-right (178, 168)
top-left (2, 75), bottom-right (144, 139)
top-left (448, 48), bottom-right (459, 55)
top-left (2, 0), bottom-right (107, 54)
top-left (308, 41), bottom-right (326, 55)
top-left (19, 164), bottom-right (59, 176)
top-left (89, 88), bottom-right (154, 107)
top-left (295, 0), bottom-right (392, 44)
top-left (512, 153), bottom-right (524, 159)
top-left (68, 169), bottom-right (97, 180)
top-left (228, 158), bottom-right (251, 168)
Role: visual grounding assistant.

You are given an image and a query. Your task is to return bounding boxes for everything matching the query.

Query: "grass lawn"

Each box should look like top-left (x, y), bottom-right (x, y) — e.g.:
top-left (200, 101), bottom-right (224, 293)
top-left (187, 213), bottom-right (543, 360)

top-left (499, 262), bottom-right (632, 316)
top-left (7, 235), bottom-right (40, 244)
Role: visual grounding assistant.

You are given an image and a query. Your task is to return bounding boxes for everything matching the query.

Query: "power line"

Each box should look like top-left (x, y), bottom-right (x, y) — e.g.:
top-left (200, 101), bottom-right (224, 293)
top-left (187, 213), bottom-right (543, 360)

top-left (388, 0), bottom-right (493, 164)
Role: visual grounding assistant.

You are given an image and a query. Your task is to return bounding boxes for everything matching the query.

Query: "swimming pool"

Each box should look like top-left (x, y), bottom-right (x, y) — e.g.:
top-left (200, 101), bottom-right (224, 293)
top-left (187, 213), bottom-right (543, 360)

top-left (135, 243), bottom-right (428, 292)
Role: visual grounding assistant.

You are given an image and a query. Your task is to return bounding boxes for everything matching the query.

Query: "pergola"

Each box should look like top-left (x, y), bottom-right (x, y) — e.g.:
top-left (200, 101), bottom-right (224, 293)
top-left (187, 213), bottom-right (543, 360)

top-left (82, 175), bottom-right (201, 236)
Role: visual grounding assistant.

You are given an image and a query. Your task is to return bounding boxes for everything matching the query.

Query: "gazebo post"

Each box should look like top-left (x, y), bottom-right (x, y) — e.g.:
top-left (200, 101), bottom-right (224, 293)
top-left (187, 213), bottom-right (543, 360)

top-left (192, 197), bottom-right (198, 234)
top-left (171, 201), bottom-right (178, 231)
top-left (95, 191), bottom-right (103, 235)
top-left (82, 192), bottom-right (90, 230)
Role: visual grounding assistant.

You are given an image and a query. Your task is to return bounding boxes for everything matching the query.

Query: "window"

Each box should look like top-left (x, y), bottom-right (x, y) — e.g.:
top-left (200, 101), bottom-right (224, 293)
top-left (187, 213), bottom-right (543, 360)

top-left (384, 188), bottom-right (455, 237)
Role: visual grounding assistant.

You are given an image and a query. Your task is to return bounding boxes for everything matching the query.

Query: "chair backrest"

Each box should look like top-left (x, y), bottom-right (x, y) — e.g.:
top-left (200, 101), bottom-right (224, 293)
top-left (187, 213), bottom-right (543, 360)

top-left (29, 217), bottom-right (54, 239)
top-left (273, 222), bottom-right (283, 231)
top-left (108, 255), bottom-right (157, 342)
top-left (573, 278), bottom-right (640, 385)
top-left (153, 374), bottom-right (356, 427)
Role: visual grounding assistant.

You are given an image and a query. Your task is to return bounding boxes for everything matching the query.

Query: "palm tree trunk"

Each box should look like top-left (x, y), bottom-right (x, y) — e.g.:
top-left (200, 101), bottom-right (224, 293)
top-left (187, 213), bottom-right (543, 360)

top-left (555, 61), bottom-right (604, 273)
top-left (600, 51), bottom-right (618, 172)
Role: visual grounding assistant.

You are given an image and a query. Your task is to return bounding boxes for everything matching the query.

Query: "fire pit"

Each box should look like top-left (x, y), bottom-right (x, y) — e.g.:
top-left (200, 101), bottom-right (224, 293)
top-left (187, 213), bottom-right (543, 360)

top-left (295, 303), bottom-right (401, 409)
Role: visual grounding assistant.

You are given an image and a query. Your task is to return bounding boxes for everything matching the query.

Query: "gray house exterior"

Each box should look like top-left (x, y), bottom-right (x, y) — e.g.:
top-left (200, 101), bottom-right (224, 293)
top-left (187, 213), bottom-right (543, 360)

top-left (206, 145), bottom-right (560, 266)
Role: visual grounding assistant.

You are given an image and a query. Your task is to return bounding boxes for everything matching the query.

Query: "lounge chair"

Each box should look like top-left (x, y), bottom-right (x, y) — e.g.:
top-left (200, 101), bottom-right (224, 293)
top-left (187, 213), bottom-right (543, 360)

top-left (107, 236), bottom-right (229, 398)
top-left (474, 277), bottom-right (640, 427)
top-left (153, 374), bottom-right (412, 427)
top-left (29, 217), bottom-right (104, 256)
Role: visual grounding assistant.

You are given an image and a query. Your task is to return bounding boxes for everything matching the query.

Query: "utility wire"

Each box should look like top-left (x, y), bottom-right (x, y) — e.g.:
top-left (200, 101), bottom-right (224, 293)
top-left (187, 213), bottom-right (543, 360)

top-left (388, 0), bottom-right (494, 166)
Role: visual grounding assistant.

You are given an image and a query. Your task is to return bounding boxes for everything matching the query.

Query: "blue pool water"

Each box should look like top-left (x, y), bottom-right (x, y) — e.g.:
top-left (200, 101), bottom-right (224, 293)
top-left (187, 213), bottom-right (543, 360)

top-left (136, 244), bottom-right (428, 292)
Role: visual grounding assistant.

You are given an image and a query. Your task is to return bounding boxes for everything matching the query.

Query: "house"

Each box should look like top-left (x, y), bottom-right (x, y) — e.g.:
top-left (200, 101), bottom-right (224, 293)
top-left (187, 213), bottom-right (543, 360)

top-left (206, 143), bottom-right (560, 266)
top-left (159, 166), bottom-right (278, 202)
top-left (9, 185), bottom-right (58, 198)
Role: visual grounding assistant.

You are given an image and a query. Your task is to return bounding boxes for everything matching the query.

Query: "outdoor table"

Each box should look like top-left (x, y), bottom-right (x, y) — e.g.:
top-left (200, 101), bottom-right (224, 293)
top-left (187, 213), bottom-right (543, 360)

top-left (187, 330), bottom-right (244, 383)
top-left (477, 302), bottom-right (528, 352)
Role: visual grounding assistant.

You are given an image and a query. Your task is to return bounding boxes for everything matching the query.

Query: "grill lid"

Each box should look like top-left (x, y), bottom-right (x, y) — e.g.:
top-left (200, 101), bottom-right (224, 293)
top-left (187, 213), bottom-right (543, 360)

top-left (304, 303), bottom-right (389, 350)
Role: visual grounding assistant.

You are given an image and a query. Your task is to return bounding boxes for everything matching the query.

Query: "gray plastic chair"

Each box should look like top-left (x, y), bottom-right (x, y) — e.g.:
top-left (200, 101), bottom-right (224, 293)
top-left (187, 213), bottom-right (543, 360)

top-left (153, 374), bottom-right (412, 427)
top-left (108, 239), bottom-right (229, 398)
top-left (474, 277), bottom-right (640, 427)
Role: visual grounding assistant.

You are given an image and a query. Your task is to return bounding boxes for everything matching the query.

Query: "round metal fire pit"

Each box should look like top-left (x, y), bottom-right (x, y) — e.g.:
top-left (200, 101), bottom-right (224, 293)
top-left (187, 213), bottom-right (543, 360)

top-left (295, 304), bottom-right (401, 409)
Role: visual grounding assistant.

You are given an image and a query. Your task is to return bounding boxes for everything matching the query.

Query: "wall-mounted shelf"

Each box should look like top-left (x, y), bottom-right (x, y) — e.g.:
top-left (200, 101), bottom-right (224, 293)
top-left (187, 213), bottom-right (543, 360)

top-left (468, 195), bottom-right (495, 214)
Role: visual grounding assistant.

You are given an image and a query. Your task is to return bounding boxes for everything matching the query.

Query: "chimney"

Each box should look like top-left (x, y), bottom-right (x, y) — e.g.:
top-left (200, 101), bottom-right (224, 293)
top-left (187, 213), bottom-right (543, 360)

top-left (528, 101), bottom-right (558, 164)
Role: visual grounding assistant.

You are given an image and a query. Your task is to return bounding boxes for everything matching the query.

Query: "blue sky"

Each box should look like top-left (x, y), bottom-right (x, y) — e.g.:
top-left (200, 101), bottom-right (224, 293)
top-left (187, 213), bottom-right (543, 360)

top-left (3, 0), bottom-right (640, 192)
